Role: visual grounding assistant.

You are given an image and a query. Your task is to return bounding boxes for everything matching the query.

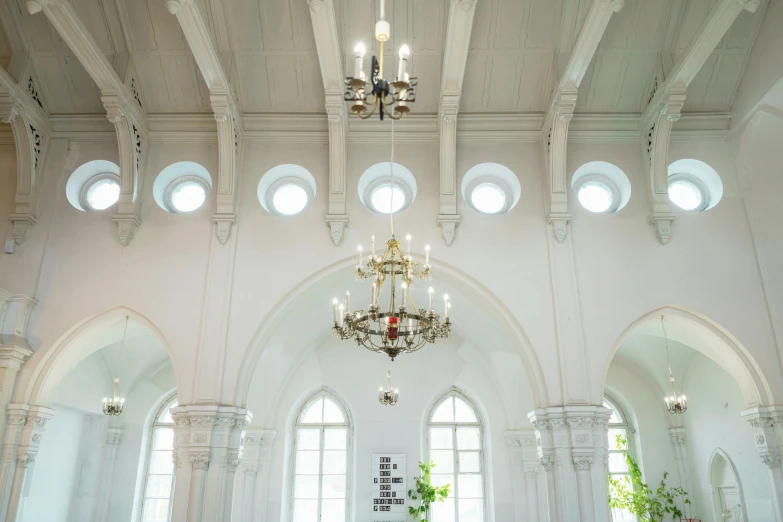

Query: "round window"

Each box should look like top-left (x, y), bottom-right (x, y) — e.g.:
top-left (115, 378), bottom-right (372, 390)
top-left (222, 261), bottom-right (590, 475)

top-left (370, 183), bottom-right (406, 214)
top-left (668, 174), bottom-right (708, 211)
top-left (164, 176), bottom-right (209, 213)
top-left (470, 183), bottom-right (506, 214)
top-left (80, 174), bottom-right (121, 211)
top-left (272, 183), bottom-right (309, 215)
top-left (573, 175), bottom-right (621, 214)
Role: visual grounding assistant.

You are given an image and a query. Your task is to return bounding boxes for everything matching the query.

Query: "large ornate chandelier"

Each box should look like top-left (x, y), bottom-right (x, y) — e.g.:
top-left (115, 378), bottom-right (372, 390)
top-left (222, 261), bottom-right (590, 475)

top-left (661, 316), bottom-right (687, 415)
top-left (331, 126), bottom-right (451, 359)
top-left (344, 0), bottom-right (416, 120)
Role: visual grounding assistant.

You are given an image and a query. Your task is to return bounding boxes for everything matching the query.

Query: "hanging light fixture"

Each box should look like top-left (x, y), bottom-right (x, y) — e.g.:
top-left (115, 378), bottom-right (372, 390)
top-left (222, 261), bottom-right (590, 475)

top-left (331, 122), bottom-right (451, 360)
top-left (378, 370), bottom-right (399, 406)
top-left (103, 316), bottom-right (127, 416)
top-left (344, 0), bottom-right (417, 120)
top-left (661, 315), bottom-right (687, 415)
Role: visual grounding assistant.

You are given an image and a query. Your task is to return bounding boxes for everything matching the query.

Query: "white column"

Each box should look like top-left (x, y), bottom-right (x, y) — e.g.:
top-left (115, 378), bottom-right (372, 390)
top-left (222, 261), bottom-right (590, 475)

top-left (505, 431), bottom-right (539, 522)
top-left (743, 408), bottom-right (783, 522)
top-left (92, 428), bottom-right (122, 522)
top-left (241, 465), bottom-right (258, 522)
top-left (668, 428), bottom-right (694, 517)
top-left (572, 455), bottom-right (595, 522)
top-left (188, 452), bottom-right (210, 522)
top-left (523, 468), bottom-right (541, 522)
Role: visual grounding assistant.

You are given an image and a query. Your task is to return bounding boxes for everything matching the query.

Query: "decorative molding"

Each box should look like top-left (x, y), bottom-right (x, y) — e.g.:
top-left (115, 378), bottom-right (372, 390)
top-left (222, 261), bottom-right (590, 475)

top-left (243, 464), bottom-right (259, 477)
top-left (189, 451), bottom-right (211, 470)
top-left (762, 454), bottom-right (782, 469)
top-left (437, 215), bottom-right (460, 247)
top-left (572, 455), bottom-right (593, 470)
top-left (326, 215), bottom-right (348, 246)
top-left (16, 453), bottom-right (35, 468)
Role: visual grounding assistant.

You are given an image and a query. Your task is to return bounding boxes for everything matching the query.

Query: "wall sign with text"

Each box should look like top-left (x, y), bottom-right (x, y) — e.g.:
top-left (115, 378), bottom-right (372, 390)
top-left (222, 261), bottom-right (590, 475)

top-left (371, 454), bottom-right (407, 522)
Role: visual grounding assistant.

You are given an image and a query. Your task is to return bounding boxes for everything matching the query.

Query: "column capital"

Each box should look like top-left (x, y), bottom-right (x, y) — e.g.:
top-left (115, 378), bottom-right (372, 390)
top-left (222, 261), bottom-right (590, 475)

top-left (669, 427), bottom-right (687, 445)
top-left (572, 455), bottom-right (593, 470)
top-left (190, 451), bottom-right (211, 470)
top-left (106, 427), bottom-right (123, 445)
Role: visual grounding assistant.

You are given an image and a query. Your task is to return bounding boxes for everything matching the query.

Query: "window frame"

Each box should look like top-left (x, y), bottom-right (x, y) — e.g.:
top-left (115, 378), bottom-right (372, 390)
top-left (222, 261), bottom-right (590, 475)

top-left (574, 174), bottom-right (621, 214)
top-left (163, 175), bottom-right (210, 213)
top-left (464, 175), bottom-right (513, 215)
top-left (426, 389), bottom-right (487, 522)
top-left (605, 395), bottom-right (636, 522)
top-left (365, 177), bottom-right (414, 215)
top-left (140, 394), bottom-right (178, 522)
top-left (667, 173), bottom-right (710, 211)
top-left (79, 172), bottom-right (121, 212)
top-left (289, 388), bottom-right (354, 522)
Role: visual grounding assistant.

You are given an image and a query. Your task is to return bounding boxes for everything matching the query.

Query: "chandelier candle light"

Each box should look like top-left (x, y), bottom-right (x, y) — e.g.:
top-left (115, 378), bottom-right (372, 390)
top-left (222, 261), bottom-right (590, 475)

top-left (379, 370), bottom-right (399, 406)
top-left (102, 315), bottom-right (128, 416)
top-left (344, 0), bottom-right (417, 120)
top-left (661, 315), bottom-right (687, 415)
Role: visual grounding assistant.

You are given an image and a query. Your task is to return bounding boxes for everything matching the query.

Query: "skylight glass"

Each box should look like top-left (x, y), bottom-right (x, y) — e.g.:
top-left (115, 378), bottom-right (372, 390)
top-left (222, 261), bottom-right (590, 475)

top-left (273, 183), bottom-right (309, 215)
top-left (470, 183), bottom-right (506, 214)
top-left (371, 184), bottom-right (406, 214)
top-left (86, 179), bottom-right (120, 210)
top-left (171, 181), bottom-right (206, 212)
top-left (578, 181), bottom-right (614, 213)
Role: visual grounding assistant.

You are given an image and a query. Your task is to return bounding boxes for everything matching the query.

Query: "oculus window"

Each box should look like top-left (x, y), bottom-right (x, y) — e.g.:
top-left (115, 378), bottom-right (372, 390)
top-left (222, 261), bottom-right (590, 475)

top-left (667, 159), bottom-right (723, 211)
top-left (667, 175), bottom-right (708, 211)
top-left (141, 395), bottom-right (177, 522)
top-left (66, 160), bottom-right (123, 212)
top-left (571, 162), bottom-right (631, 214)
top-left (428, 392), bottom-right (485, 522)
top-left (153, 162), bottom-right (213, 214)
top-left (82, 175), bottom-right (121, 211)
top-left (358, 162), bottom-right (417, 215)
top-left (461, 163), bottom-right (520, 215)
top-left (259, 165), bottom-right (317, 217)
top-left (291, 390), bottom-right (352, 522)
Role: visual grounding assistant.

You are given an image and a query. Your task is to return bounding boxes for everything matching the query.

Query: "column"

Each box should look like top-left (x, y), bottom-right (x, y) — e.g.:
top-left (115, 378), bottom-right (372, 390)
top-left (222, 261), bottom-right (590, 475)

top-left (523, 467), bottom-right (541, 522)
top-left (2, 405), bottom-right (55, 522)
top-left (591, 410), bottom-right (611, 522)
top-left (93, 427), bottom-right (122, 522)
top-left (668, 428), bottom-right (694, 517)
top-left (188, 452), bottom-right (210, 522)
top-left (743, 408), bottom-right (783, 522)
top-left (505, 431), bottom-right (539, 522)
top-left (572, 455), bottom-right (594, 522)
top-left (240, 465), bottom-right (258, 522)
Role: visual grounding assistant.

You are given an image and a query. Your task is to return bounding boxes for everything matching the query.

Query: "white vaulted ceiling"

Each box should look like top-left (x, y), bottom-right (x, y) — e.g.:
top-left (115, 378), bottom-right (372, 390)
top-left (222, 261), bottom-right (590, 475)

top-left (0, 0), bottom-right (771, 116)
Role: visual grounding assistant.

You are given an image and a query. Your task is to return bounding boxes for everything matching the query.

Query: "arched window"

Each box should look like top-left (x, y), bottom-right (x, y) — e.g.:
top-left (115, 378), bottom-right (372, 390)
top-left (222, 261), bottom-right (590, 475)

top-left (427, 391), bottom-right (485, 522)
top-left (605, 396), bottom-right (634, 522)
top-left (141, 395), bottom-right (177, 522)
top-left (291, 390), bottom-right (352, 522)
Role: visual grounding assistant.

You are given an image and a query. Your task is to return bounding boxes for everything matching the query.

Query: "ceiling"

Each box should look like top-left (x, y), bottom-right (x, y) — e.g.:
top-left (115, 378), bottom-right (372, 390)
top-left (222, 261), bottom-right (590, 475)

top-left (0, 0), bottom-right (770, 115)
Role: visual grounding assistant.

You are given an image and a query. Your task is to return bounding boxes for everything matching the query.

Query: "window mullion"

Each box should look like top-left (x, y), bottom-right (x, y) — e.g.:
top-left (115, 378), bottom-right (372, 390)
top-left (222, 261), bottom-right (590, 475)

top-left (318, 426), bottom-right (325, 522)
top-left (453, 424), bottom-right (459, 522)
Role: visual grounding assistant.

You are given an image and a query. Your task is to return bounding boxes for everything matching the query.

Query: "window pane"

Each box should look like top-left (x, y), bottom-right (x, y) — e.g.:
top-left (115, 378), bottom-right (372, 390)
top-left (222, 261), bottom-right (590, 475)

top-left (322, 475), bottom-right (346, 498)
top-left (145, 474), bottom-right (173, 498)
top-left (608, 429), bottom-right (627, 450)
top-left (295, 451), bottom-right (320, 475)
top-left (323, 399), bottom-right (345, 423)
top-left (459, 498), bottom-right (483, 522)
top-left (325, 428), bottom-right (347, 449)
top-left (323, 451), bottom-right (346, 474)
top-left (431, 474), bottom-right (453, 490)
top-left (294, 475), bottom-right (319, 499)
top-left (608, 453), bottom-right (629, 473)
top-left (459, 452), bottom-right (480, 473)
top-left (454, 398), bottom-right (477, 423)
top-left (297, 429), bottom-right (320, 450)
top-left (142, 498), bottom-right (170, 522)
top-left (432, 398), bottom-right (454, 422)
top-left (604, 400), bottom-right (622, 424)
top-left (149, 450), bottom-right (174, 474)
top-left (457, 428), bottom-right (480, 450)
top-left (459, 474), bottom-right (483, 498)
top-left (293, 499), bottom-right (318, 522)
top-left (430, 428), bottom-right (453, 449)
top-left (432, 497), bottom-right (455, 522)
top-left (158, 401), bottom-right (177, 423)
top-left (321, 499), bottom-right (346, 522)
top-left (431, 450), bottom-right (454, 474)
top-left (153, 428), bottom-right (174, 450)
top-left (300, 399), bottom-right (323, 423)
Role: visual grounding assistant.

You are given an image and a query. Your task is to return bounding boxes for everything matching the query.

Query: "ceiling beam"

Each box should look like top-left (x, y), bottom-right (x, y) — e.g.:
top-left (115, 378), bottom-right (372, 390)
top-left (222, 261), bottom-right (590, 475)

top-left (642, 0), bottom-right (761, 245)
top-left (307, 0), bottom-right (348, 246)
top-left (0, 66), bottom-right (51, 250)
top-left (25, 0), bottom-right (148, 247)
top-left (544, 0), bottom-right (625, 244)
top-left (437, 0), bottom-right (478, 246)
top-left (166, 0), bottom-right (243, 245)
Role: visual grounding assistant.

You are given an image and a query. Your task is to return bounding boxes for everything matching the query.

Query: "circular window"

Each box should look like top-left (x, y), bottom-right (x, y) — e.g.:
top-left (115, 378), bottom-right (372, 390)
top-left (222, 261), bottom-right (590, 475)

top-left (470, 182), bottom-right (506, 214)
top-left (570, 162), bottom-right (630, 214)
top-left (667, 173), bottom-right (710, 211)
top-left (370, 183), bottom-right (406, 214)
top-left (258, 165), bottom-right (317, 217)
top-left (80, 174), bottom-right (121, 211)
top-left (164, 177), bottom-right (208, 213)
top-left (271, 182), bottom-right (309, 215)
top-left (359, 163), bottom-right (416, 215)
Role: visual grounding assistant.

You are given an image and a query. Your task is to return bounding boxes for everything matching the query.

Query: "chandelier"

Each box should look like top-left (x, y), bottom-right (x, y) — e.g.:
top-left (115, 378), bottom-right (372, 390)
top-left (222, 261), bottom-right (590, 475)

top-left (102, 316), bottom-right (127, 416)
top-left (661, 316), bottom-right (687, 415)
top-left (331, 124), bottom-right (451, 359)
top-left (379, 370), bottom-right (399, 406)
top-left (344, 0), bottom-right (417, 120)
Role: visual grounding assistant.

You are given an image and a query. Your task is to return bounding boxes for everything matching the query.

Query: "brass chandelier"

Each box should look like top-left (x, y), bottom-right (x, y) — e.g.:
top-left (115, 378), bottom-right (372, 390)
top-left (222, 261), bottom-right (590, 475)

top-left (344, 0), bottom-right (416, 120)
top-left (661, 316), bottom-right (687, 415)
top-left (102, 316), bottom-right (127, 416)
top-left (331, 123), bottom-right (451, 360)
top-left (379, 370), bottom-right (399, 406)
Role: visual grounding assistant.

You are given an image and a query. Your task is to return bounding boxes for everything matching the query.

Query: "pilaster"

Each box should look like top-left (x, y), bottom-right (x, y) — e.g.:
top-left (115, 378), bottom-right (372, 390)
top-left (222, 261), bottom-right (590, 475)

top-left (93, 427), bottom-right (122, 522)
top-left (544, 91), bottom-right (576, 244)
top-left (505, 431), bottom-right (540, 522)
top-left (237, 429), bottom-right (275, 522)
top-left (742, 408), bottom-right (783, 522)
top-left (325, 97), bottom-right (348, 246)
top-left (0, 291), bottom-right (36, 445)
top-left (668, 427), bottom-right (694, 517)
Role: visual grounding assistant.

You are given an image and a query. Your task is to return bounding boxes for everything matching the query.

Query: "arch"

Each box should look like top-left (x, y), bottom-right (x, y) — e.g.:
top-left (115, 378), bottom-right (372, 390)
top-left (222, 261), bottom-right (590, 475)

top-left (16, 306), bottom-right (181, 407)
top-left (600, 305), bottom-right (773, 409)
top-left (233, 256), bottom-right (548, 409)
top-left (709, 448), bottom-right (747, 522)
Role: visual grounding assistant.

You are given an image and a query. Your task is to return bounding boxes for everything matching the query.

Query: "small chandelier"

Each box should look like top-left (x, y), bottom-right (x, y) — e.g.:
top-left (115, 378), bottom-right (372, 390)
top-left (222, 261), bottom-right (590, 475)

top-left (379, 370), bottom-right (399, 406)
top-left (344, 0), bottom-right (417, 120)
top-left (102, 316), bottom-right (128, 416)
top-left (661, 316), bottom-right (687, 415)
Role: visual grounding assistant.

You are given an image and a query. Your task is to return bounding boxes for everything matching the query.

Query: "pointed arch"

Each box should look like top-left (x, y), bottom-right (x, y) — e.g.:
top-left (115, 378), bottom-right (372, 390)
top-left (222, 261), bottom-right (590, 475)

top-left (709, 448), bottom-right (748, 522)
top-left (16, 305), bottom-right (181, 406)
top-left (600, 305), bottom-right (774, 408)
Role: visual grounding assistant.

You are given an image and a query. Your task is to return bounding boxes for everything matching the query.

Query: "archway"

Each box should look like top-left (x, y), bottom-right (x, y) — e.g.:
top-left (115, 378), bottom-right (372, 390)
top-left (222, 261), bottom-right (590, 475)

top-left (709, 449), bottom-right (747, 522)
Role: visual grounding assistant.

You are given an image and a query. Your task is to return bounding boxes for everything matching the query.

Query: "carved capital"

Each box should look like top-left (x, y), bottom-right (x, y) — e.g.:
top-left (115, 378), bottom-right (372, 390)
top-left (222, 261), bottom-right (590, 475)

top-left (572, 455), bottom-right (593, 470)
top-left (226, 457), bottom-right (241, 472)
top-left (8, 214), bottom-right (36, 246)
top-left (523, 469), bottom-right (538, 479)
top-left (437, 215), bottom-right (460, 247)
top-left (540, 456), bottom-right (555, 471)
top-left (113, 215), bottom-right (140, 246)
top-left (648, 214), bottom-right (674, 245)
top-left (244, 464), bottom-right (259, 476)
top-left (762, 454), bottom-right (782, 469)
top-left (190, 452), bottom-right (211, 470)
top-left (16, 452), bottom-right (35, 468)
top-left (326, 215), bottom-right (349, 246)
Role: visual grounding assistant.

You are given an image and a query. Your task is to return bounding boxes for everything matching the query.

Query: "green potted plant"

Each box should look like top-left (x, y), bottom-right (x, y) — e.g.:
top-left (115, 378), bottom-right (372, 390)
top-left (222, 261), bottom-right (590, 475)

top-left (607, 434), bottom-right (691, 522)
top-left (408, 461), bottom-right (451, 521)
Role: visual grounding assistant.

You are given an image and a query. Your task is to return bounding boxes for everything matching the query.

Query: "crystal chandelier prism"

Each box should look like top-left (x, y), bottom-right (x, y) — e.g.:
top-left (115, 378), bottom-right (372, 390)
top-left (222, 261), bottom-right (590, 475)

top-left (661, 316), bottom-right (687, 415)
top-left (379, 370), bottom-right (399, 406)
